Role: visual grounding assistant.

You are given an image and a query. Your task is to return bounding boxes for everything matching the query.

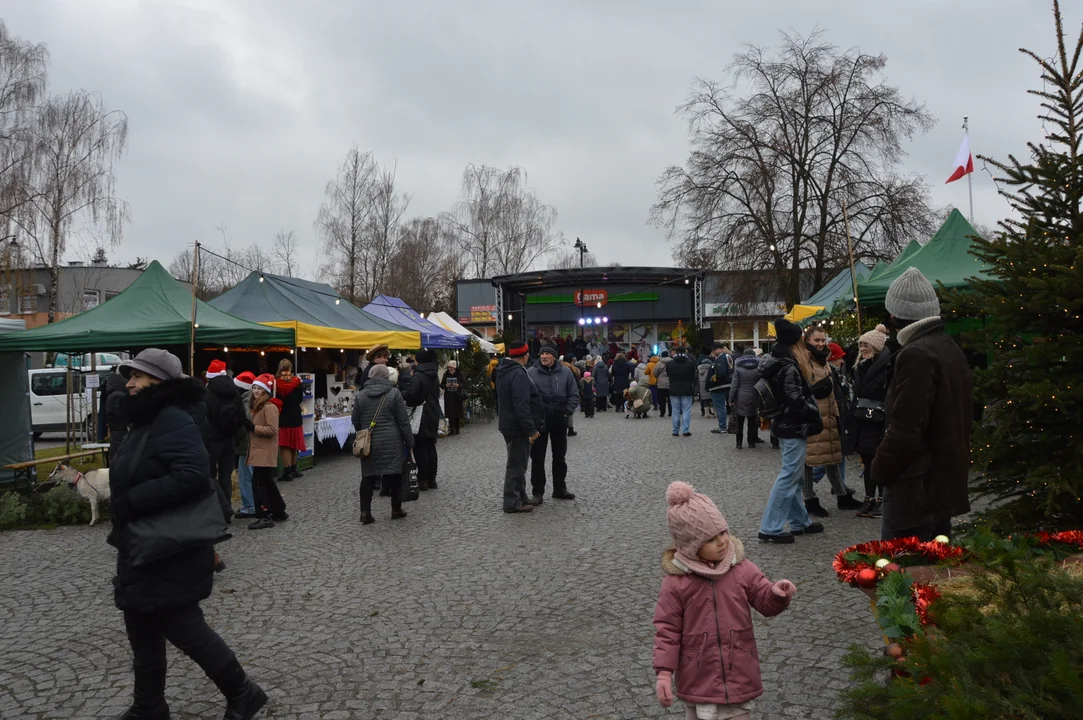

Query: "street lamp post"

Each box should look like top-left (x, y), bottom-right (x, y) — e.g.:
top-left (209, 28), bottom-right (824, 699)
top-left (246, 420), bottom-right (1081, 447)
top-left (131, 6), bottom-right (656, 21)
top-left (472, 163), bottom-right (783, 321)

top-left (574, 237), bottom-right (587, 332)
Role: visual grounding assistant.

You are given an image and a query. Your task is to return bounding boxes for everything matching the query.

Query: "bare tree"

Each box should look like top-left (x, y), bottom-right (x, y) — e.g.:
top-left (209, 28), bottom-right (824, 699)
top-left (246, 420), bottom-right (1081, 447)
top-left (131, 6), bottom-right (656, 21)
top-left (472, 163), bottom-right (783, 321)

top-left (651, 31), bottom-right (937, 305)
top-left (385, 216), bottom-right (458, 311)
top-left (359, 162), bottom-right (410, 299)
top-left (315, 147), bottom-right (377, 303)
top-left (548, 248), bottom-right (598, 269)
top-left (0, 21), bottom-right (48, 224)
top-left (443, 164), bottom-right (562, 277)
top-left (14, 90), bottom-right (128, 322)
top-left (168, 247), bottom-right (218, 299)
top-left (272, 229), bottom-right (298, 277)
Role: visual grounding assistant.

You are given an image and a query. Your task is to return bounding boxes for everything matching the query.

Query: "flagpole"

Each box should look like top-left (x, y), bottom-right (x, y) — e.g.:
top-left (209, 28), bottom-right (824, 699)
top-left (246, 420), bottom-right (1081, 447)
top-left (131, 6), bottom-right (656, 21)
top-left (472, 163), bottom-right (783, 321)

top-left (964, 116), bottom-right (974, 222)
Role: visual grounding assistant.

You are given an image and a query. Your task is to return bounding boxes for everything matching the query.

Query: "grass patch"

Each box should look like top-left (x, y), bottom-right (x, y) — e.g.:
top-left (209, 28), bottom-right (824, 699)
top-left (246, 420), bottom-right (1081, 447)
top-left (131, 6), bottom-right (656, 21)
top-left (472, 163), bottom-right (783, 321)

top-left (33, 445), bottom-right (106, 473)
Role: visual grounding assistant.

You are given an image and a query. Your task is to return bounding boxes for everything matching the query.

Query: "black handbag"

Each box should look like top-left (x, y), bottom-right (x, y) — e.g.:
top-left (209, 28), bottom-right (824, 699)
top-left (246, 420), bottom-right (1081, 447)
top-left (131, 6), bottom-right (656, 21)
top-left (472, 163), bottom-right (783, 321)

top-left (124, 421), bottom-right (233, 568)
top-left (401, 455), bottom-right (420, 503)
top-left (856, 398), bottom-right (886, 423)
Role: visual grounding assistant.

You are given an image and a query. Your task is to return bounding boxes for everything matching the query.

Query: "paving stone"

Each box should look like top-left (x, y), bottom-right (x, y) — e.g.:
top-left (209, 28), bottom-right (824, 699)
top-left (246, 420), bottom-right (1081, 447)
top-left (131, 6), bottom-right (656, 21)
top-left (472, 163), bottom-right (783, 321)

top-left (0, 409), bottom-right (883, 718)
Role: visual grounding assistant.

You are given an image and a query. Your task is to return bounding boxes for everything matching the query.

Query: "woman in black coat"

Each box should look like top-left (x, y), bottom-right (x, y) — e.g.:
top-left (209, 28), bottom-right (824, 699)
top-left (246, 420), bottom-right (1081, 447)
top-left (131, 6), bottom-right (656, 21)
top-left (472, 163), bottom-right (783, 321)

top-left (108, 349), bottom-right (265, 720)
top-left (403, 349), bottom-right (442, 491)
top-left (609, 353), bottom-right (633, 408)
top-left (850, 325), bottom-right (892, 519)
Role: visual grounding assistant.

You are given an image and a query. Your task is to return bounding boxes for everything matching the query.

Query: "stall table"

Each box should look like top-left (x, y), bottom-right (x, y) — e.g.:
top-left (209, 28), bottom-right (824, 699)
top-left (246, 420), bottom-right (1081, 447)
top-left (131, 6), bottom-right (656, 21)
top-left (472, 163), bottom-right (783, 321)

top-left (315, 414), bottom-right (354, 449)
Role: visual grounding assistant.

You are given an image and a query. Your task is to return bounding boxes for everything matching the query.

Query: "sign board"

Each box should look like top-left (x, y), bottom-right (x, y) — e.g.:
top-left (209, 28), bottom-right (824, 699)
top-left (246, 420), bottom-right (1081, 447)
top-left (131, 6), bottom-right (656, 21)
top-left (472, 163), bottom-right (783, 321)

top-left (469, 305), bottom-right (498, 324)
top-left (85, 374), bottom-right (100, 388)
top-left (574, 289), bottom-right (608, 307)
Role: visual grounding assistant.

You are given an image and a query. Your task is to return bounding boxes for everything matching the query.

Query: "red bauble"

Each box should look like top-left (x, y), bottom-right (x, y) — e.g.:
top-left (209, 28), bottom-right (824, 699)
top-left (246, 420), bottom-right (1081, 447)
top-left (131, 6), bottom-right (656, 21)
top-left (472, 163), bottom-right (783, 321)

top-left (856, 568), bottom-right (879, 588)
top-left (883, 562), bottom-right (902, 574)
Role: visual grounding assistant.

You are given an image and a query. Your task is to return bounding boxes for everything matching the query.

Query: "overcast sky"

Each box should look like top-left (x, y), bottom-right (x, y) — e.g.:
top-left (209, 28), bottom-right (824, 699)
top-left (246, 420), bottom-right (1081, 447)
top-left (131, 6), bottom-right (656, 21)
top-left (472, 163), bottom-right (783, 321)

top-left (4, 0), bottom-right (1075, 274)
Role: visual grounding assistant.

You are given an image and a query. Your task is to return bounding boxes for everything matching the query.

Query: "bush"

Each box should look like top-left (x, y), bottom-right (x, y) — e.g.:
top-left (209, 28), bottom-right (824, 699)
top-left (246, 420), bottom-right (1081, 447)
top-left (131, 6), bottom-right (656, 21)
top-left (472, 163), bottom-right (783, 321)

top-left (836, 545), bottom-right (1083, 720)
top-left (0, 486), bottom-right (101, 530)
top-left (0, 491), bottom-right (28, 529)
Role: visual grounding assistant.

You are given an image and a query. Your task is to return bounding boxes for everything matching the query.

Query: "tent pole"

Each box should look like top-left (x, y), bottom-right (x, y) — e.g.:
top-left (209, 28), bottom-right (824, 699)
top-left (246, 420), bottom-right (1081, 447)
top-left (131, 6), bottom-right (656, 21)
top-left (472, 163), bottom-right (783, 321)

top-left (842, 201), bottom-right (863, 330)
top-left (189, 241), bottom-right (200, 374)
top-left (964, 116), bottom-right (974, 223)
top-left (65, 361), bottom-right (72, 455)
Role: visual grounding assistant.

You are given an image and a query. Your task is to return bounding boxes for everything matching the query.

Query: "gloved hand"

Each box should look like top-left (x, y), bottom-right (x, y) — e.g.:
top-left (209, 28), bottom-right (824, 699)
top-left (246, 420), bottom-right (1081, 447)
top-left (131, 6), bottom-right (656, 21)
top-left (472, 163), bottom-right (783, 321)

top-left (773, 579), bottom-right (797, 598)
top-left (110, 493), bottom-right (134, 523)
top-left (655, 671), bottom-right (673, 708)
top-left (244, 419), bottom-right (255, 433)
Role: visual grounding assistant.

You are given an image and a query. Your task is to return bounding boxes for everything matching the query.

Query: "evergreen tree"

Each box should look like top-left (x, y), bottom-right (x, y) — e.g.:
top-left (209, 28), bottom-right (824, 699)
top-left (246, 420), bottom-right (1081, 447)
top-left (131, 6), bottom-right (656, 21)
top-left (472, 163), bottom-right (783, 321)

top-left (948, 0), bottom-right (1083, 531)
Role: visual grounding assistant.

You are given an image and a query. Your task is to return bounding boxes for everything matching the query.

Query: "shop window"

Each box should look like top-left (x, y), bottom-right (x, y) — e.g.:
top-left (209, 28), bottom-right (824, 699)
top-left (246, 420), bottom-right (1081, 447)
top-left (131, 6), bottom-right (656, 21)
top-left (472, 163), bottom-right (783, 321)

top-left (18, 294), bottom-right (36, 314)
top-left (83, 290), bottom-right (100, 310)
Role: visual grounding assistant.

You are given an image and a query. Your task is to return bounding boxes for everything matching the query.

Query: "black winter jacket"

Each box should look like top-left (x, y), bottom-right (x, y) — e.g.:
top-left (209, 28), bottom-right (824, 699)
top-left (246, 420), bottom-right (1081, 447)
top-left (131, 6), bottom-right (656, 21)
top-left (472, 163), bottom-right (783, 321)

top-left (761, 346), bottom-right (820, 439)
top-left (665, 354), bottom-right (698, 396)
top-left (495, 358), bottom-right (544, 436)
top-left (107, 378), bottom-right (216, 613)
top-left (611, 360), bottom-right (633, 392)
top-left (204, 375), bottom-right (246, 443)
top-left (403, 361), bottom-right (441, 438)
top-left (849, 349), bottom-right (892, 457)
top-left (729, 354), bottom-right (762, 417)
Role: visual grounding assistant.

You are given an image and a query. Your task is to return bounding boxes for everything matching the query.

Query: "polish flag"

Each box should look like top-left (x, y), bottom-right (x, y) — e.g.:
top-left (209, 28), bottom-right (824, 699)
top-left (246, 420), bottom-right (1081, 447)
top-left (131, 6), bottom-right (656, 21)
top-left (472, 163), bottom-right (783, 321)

top-left (945, 133), bottom-right (974, 184)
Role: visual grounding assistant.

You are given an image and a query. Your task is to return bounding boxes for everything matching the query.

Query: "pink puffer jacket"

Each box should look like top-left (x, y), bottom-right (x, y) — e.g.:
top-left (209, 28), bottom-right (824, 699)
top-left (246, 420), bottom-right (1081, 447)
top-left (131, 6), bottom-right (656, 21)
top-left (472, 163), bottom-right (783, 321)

top-left (652, 539), bottom-right (791, 705)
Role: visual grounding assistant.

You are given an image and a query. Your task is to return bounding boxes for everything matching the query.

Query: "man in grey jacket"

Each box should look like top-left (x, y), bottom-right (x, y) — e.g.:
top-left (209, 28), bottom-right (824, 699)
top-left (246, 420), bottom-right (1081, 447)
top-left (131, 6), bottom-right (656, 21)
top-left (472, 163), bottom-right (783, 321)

top-left (527, 345), bottom-right (580, 504)
top-left (496, 341), bottom-right (544, 514)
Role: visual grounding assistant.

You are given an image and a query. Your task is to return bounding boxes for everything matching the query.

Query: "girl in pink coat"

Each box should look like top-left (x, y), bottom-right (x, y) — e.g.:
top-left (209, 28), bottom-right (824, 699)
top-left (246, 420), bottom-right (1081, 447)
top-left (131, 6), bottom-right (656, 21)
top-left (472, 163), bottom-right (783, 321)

top-left (653, 482), bottom-right (796, 719)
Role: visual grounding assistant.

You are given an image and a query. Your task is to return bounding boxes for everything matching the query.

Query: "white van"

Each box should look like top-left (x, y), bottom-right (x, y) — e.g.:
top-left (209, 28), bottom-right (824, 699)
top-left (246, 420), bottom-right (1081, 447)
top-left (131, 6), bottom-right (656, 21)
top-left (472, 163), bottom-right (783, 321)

top-left (29, 368), bottom-right (109, 438)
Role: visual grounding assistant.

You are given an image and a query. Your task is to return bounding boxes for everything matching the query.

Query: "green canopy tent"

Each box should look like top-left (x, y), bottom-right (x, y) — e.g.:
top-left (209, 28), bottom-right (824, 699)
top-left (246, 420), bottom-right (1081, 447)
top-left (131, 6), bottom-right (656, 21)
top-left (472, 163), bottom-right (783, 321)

top-left (865, 239), bottom-right (923, 283)
top-left (859, 210), bottom-right (990, 305)
top-left (803, 264), bottom-right (873, 309)
top-left (0, 261), bottom-right (294, 353)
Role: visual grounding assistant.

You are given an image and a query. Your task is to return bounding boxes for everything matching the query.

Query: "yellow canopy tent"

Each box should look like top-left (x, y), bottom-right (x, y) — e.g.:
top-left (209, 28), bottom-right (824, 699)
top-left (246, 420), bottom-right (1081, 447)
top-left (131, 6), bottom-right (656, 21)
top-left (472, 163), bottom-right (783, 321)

top-left (209, 273), bottom-right (421, 350)
top-left (766, 305), bottom-right (825, 337)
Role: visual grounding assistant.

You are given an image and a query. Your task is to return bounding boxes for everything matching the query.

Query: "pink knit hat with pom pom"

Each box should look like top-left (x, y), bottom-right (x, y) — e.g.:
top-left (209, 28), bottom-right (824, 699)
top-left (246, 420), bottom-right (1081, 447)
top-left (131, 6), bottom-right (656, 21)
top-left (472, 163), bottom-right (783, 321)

top-left (666, 482), bottom-right (732, 577)
top-left (858, 324), bottom-right (889, 353)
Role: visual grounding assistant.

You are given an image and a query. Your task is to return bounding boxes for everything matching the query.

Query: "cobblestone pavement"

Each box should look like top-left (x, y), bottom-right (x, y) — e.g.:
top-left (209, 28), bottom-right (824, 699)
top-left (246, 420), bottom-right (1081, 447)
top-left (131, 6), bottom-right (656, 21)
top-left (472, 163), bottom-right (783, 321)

top-left (1, 408), bottom-right (883, 719)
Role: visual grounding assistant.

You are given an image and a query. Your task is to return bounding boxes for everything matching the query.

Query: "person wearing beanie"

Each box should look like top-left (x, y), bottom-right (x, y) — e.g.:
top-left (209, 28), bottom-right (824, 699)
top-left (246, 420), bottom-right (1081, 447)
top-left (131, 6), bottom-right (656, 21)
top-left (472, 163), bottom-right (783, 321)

top-left (109, 349), bottom-right (268, 718)
top-left (653, 350), bottom-right (672, 417)
top-left (592, 354), bottom-right (610, 412)
top-left (756, 319), bottom-right (825, 543)
top-left (653, 482), bottom-right (795, 716)
top-left (526, 344), bottom-right (580, 503)
top-left (625, 379), bottom-right (653, 418)
top-left (202, 358), bottom-right (247, 523)
top-left (496, 340), bottom-right (543, 513)
top-left (873, 269), bottom-right (973, 541)
top-left (665, 346), bottom-right (698, 437)
top-left (705, 344), bottom-right (734, 435)
top-left (561, 353), bottom-right (581, 436)
top-left (849, 324), bottom-right (892, 520)
top-left (352, 363), bottom-right (414, 524)
top-left (439, 360), bottom-right (464, 436)
top-left (403, 348), bottom-right (442, 491)
top-left (231, 371), bottom-right (258, 519)
top-left (579, 369), bottom-right (596, 419)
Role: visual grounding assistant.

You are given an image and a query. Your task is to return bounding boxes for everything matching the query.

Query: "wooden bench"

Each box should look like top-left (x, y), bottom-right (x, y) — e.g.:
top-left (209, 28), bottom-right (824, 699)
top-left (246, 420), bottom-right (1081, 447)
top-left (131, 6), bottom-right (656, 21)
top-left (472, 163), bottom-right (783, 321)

top-left (2, 450), bottom-right (103, 492)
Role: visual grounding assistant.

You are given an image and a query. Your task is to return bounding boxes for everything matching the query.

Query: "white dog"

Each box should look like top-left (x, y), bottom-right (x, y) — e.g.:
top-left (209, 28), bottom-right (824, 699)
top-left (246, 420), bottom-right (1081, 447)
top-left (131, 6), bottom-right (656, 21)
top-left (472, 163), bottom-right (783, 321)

top-left (49, 463), bottom-right (111, 525)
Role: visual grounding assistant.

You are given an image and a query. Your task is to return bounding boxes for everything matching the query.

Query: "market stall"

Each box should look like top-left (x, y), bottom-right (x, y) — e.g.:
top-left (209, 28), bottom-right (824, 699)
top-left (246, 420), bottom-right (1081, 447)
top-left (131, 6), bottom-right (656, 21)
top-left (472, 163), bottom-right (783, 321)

top-left (426, 311), bottom-right (501, 354)
top-left (363, 295), bottom-right (466, 349)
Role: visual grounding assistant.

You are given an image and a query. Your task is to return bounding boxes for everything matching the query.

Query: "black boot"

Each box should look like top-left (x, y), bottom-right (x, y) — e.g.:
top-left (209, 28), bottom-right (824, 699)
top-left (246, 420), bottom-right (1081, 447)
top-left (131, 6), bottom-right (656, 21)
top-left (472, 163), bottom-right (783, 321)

top-left (289, 465), bottom-right (303, 479)
top-left (805, 497), bottom-right (830, 517)
top-left (111, 698), bottom-right (170, 720)
top-left (213, 658), bottom-right (268, 720)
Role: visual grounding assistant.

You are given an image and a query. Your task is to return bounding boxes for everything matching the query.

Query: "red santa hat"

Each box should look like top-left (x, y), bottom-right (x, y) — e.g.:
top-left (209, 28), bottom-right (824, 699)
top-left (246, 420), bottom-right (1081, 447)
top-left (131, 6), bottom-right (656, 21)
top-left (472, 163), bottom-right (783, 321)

top-left (205, 359), bottom-right (228, 379)
top-left (233, 371), bottom-right (255, 390)
top-left (252, 373), bottom-right (275, 395)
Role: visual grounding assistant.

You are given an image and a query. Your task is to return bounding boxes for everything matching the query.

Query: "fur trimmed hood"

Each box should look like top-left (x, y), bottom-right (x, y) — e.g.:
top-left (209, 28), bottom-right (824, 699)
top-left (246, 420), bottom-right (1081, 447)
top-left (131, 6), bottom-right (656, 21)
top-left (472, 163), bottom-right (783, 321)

top-left (661, 536), bottom-right (746, 576)
top-left (123, 377), bottom-right (207, 426)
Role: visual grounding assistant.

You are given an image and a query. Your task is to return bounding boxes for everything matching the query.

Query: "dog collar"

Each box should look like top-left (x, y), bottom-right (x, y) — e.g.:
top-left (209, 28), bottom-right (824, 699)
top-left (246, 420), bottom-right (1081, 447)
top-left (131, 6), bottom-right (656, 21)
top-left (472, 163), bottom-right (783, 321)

top-left (72, 470), bottom-right (86, 485)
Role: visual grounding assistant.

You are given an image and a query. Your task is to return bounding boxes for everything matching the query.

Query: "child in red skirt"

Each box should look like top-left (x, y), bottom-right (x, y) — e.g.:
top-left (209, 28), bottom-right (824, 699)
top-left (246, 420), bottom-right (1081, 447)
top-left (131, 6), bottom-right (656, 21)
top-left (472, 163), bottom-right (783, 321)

top-left (275, 358), bottom-right (306, 481)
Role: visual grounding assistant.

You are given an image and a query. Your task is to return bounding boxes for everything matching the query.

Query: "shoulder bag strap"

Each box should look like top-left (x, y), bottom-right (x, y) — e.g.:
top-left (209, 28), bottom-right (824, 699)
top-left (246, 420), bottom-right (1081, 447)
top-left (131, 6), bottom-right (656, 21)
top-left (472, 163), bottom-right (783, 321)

top-left (369, 394), bottom-right (388, 428)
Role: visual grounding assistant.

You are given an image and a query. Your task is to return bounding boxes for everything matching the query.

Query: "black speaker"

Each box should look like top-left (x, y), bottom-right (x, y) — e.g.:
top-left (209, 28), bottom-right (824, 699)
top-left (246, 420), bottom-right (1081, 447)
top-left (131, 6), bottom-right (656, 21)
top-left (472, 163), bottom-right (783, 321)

top-left (699, 325), bottom-right (715, 350)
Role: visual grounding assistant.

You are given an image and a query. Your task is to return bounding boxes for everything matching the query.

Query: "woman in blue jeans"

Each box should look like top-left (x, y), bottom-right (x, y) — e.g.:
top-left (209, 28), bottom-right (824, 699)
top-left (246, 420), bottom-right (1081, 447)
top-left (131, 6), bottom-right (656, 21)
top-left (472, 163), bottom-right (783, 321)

top-left (758, 320), bottom-right (825, 544)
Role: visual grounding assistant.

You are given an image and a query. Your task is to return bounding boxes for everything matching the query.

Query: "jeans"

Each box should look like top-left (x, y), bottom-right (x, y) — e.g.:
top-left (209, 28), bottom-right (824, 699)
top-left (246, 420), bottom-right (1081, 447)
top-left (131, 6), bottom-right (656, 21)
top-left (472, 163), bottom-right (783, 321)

top-left (760, 437), bottom-right (813, 535)
top-left (804, 460), bottom-right (850, 499)
top-left (251, 466), bottom-right (286, 519)
top-left (531, 413), bottom-right (569, 497)
top-left (649, 385), bottom-right (659, 409)
top-left (124, 604), bottom-right (243, 703)
top-left (236, 456), bottom-right (255, 514)
top-left (670, 395), bottom-right (693, 434)
top-left (502, 433), bottom-right (532, 510)
top-left (735, 415), bottom-right (759, 446)
top-left (710, 391), bottom-right (729, 431)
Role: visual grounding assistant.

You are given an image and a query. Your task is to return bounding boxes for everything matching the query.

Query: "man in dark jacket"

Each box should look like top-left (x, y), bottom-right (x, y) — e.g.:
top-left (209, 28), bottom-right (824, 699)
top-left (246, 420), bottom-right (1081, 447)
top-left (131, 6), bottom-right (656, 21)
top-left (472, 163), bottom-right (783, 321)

top-left (202, 360), bottom-right (248, 521)
top-left (872, 268), bottom-right (973, 541)
top-left (496, 341), bottom-right (544, 513)
top-left (706, 344), bottom-right (733, 434)
top-left (665, 346), bottom-right (698, 436)
top-left (729, 347), bottom-right (763, 448)
top-left (526, 345), bottom-right (579, 504)
top-left (403, 349), bottom-right (442, 491)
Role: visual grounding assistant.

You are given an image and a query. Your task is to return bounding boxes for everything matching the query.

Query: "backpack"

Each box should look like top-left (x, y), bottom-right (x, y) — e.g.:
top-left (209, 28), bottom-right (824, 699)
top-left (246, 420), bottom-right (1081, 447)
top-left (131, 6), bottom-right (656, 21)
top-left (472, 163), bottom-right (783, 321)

top-left (754, 377), bottom-right (782, 418)
top-left (707, 354), bottom-right (732, 388)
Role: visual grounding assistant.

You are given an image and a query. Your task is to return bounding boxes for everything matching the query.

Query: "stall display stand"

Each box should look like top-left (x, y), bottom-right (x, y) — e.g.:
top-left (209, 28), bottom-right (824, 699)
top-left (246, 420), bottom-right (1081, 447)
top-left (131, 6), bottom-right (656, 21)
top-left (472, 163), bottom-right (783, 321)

top-left (299, 373), bottom-right (315, 471)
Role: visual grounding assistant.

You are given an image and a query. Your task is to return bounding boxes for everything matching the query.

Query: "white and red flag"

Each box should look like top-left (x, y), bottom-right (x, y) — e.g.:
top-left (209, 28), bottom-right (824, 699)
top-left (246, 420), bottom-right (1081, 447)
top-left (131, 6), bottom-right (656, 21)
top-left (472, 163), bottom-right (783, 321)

top-left (945, 133), bottom-right (974, 184)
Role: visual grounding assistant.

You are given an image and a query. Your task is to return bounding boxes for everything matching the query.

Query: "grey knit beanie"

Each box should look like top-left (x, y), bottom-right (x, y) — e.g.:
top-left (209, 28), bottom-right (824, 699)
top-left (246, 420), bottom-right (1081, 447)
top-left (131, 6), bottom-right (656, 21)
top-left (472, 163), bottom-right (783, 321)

top-left (885, 267), bottom-right (940, 320)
